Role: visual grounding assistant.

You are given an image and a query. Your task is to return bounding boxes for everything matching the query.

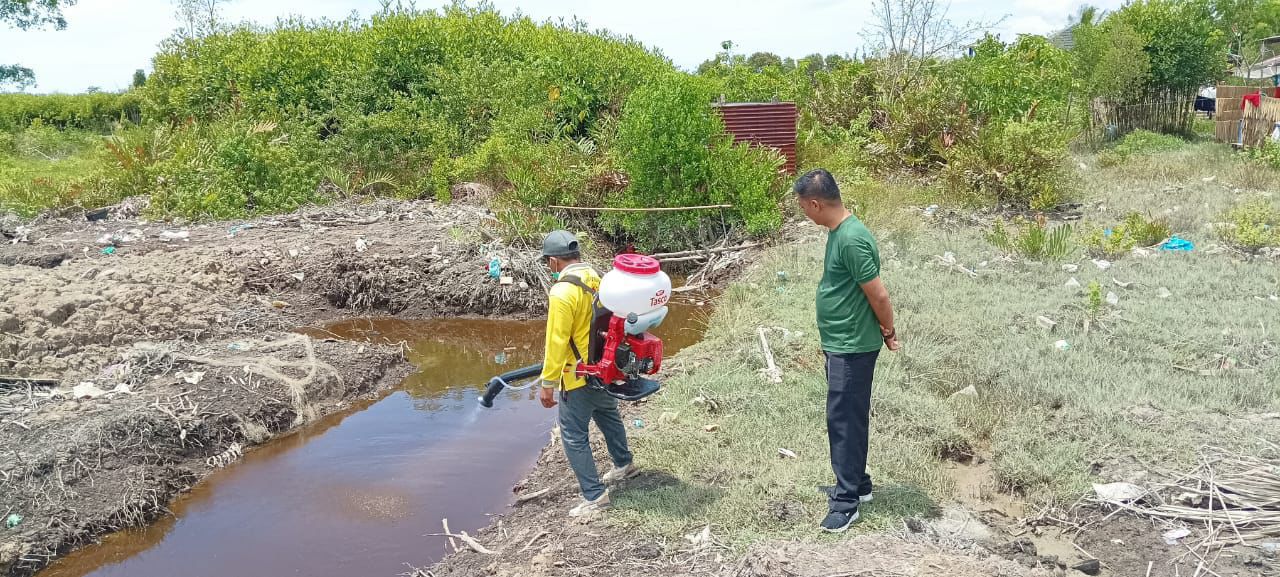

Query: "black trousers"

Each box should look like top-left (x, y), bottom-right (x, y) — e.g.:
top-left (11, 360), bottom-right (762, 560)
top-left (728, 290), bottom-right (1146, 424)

top-left (824, 350), bottom-right (880, 514)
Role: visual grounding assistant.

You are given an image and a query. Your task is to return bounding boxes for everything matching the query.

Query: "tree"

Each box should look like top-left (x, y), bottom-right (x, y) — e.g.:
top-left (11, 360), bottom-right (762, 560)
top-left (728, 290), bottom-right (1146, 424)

top-left (745, 51), bottom-right (782, 72)
top-left (132, 68), bottom-right (148, 88)
top-left (1073, 16), bottom-right (1151, 102)
top-left (1212, 0), bottom-right (1280, 69)
top-left (1110, 0), bottom-right (1227, 96)
top-left (0, 63), bottom-right (34, 89)
top-left (861, 0), bottom-right (994, 60)
top-left (0, 0), bottom-right (77, 30)
top-left (173, 0), bottom-right (228, 39)
top-left (1, 0), bottom-right (78, 88)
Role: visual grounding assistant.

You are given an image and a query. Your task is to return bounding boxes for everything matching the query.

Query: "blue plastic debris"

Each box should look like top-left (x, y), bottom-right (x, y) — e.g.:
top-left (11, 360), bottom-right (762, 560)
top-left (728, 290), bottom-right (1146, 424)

top-left (494, 351), bottom-right (508, 365)
top-left (1159, 236), bottom-right (1194, 252)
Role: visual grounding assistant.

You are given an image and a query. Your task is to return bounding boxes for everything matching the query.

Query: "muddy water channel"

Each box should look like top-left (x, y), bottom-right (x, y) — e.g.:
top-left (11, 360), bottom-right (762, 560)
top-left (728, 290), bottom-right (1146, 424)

top-left (39, 301), bottom-right (710, 577)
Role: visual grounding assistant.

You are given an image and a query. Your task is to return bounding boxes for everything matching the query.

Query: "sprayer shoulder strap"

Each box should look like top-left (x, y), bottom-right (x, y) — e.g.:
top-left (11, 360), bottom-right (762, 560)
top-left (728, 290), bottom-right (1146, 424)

top-left (555, 273), bottom-right (600, 364)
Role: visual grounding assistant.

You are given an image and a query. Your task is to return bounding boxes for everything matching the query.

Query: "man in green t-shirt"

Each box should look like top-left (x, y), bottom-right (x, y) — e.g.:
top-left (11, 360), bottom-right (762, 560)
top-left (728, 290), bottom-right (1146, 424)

top-left (794, 169), bottom-right (900, 533)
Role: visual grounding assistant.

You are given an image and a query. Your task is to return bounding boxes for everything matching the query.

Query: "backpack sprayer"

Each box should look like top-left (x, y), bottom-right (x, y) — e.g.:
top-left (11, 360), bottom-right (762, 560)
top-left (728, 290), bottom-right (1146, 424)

top-left (479, 254), bottom-right (670, 408)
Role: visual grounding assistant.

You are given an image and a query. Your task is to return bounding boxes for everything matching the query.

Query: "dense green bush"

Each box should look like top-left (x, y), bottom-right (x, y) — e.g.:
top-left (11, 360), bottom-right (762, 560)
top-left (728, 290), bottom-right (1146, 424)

top-left (948, 35), bottom-right (1077, 125)
top-left (611, 74), bottom-right (783, 245)
top-left (0, 92), bottom-right (141, 131)
top-left (1083, 212), bottom-right (1172, 258)
top-left (942, 120), bottom-right (1074, 210)
top-left (1112, 130), bottom-right (1186, 156)
top-left (1217, 198), bottom-right (1280, 252)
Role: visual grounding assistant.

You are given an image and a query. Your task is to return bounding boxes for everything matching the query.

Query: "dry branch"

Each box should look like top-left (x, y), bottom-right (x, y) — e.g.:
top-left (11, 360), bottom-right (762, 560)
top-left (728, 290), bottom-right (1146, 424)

top-left (651, 242), bottom-right (763, 260)
top-left (427, 531), bottom-right (497, 555)
top-left (515, 487), bottom-right (551, 504)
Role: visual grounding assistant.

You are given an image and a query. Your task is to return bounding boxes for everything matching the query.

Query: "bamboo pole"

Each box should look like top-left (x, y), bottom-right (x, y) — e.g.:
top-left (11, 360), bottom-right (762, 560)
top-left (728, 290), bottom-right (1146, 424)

top-left (649, 242), bottom-right (763, 260)
top-left (548, 204), bottom-right (733, 213)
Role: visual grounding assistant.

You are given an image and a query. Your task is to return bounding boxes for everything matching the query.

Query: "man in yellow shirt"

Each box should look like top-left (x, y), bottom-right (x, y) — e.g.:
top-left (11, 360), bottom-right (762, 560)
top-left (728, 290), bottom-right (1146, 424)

top-left (538, 230), bottom-right (639, 517)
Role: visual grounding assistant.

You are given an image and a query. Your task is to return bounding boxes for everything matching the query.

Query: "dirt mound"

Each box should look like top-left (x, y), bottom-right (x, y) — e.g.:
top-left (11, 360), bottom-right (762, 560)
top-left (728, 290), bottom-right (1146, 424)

top-left (734, 537), bottom-right (1058, 577)
top-left (0, 198), bottom-right (548, 576)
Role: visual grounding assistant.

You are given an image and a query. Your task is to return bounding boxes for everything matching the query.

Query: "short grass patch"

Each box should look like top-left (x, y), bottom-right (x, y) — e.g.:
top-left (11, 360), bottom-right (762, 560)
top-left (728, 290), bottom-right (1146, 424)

top-left (610, 147), bottom-right (1280, 549)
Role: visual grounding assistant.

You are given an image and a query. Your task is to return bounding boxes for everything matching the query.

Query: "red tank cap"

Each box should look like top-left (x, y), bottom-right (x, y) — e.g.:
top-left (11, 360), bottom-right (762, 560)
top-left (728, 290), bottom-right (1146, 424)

top-left (613, 253), bottom-right (660, 275)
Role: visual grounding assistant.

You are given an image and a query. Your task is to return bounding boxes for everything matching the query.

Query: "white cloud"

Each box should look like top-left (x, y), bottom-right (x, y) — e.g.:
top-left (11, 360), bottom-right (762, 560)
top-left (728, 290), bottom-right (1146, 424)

top-left (2, 0), bottom-right (1128, 94)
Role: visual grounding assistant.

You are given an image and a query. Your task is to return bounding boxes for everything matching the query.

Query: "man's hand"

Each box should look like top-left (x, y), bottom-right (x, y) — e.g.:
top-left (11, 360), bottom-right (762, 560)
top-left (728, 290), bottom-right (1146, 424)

top-left (539, 386), bottom-right (558, 408)
top-left (882, 327), bottom-right (901, 352)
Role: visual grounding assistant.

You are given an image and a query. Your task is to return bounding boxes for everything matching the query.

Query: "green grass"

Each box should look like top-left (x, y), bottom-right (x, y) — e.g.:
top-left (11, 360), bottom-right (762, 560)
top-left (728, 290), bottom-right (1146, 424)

top-left (0, 126), bottom-right (119, 216)
top-left (609, 145), bottom-right (1280, 548)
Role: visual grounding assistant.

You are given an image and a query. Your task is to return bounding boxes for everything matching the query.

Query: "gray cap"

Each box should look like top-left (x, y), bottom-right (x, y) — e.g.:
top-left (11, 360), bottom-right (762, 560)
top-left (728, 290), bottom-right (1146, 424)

top-left (541, 230), bottom-right (580, 258)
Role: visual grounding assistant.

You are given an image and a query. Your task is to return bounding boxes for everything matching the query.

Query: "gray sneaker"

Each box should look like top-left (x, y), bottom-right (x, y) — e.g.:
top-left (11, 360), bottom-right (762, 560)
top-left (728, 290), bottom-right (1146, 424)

top-left (568, 491), bottom-right (611, 517)
top-left (820, 509), bottom-right (860, 533)
top-left (602, 463), bottom-right (639, 484)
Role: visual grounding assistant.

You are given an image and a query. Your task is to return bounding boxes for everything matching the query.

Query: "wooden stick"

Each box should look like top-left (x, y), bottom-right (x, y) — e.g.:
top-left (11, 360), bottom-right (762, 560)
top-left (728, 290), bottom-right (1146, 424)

top-left (427, 532), bottom-right (497, 555)
top-left (514, 487), bottom-right (551, 504)
top-left (549, 204), bottom-right (732, 213)
top-left (519, 530), bottom-right (548, 553)
top-left (442, 518), bottom-right (458, 552)
top-left (0, 376), bottom-right (58, 387)
top-left (657, 255), bottom-right (709, 264)
top-left (757, 327), bottom-right (782, 384)
top-left (650, 242), bottom-right (763, 260)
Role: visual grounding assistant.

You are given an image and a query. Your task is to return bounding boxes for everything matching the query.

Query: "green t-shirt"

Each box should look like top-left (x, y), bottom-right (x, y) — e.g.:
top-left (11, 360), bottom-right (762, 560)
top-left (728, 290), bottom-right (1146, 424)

top-left (816, 215), bottom-right (883, 354)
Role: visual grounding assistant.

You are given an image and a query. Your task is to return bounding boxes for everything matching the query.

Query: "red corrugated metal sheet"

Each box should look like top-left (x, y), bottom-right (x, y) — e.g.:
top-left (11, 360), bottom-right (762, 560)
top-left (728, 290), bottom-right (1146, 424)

top-left (714, 102), bottom-right (798, 174)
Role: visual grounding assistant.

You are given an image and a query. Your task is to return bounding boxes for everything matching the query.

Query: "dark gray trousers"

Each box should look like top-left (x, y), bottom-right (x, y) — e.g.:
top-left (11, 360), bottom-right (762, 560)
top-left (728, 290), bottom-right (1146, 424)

top-left (825, 350), bottom-right (880, 514)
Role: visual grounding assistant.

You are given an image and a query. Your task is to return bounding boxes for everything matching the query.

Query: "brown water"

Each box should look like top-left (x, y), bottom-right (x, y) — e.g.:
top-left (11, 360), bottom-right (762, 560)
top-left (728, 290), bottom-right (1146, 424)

top-left (39, 301), bottom-right (711, 577)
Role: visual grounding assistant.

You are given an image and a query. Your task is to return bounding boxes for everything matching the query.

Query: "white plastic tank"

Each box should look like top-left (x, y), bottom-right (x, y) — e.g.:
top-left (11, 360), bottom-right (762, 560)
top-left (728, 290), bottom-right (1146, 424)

top-left (599, 253), bottom-right (672, 317)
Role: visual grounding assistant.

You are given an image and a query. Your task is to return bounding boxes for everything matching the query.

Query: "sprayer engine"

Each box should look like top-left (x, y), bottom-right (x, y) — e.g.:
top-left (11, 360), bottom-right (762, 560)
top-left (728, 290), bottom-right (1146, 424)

top-left (578, 314), bottom-right (664, 384)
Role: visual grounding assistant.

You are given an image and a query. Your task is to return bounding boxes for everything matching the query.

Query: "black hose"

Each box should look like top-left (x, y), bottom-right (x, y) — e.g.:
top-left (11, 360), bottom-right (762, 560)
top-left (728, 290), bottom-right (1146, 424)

top-left (478, 363), bottom-right (543, 407)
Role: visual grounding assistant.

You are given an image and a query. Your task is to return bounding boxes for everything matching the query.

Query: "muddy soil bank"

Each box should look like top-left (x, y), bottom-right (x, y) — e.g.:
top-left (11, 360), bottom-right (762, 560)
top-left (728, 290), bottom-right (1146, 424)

top-left (1, 197), bottom-right (549, 576)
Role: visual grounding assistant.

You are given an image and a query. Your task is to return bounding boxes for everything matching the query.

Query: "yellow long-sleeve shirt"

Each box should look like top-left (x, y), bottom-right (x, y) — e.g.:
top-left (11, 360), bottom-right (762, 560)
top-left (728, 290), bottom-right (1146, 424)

top-left (540, 263), bottom-right (601, 391)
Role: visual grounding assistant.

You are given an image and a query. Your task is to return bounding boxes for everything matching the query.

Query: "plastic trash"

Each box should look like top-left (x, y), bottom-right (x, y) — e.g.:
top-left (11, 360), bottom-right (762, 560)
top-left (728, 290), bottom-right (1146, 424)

top-left (4, 514), bottom-right (20, 529)
top-left (1159, 235), bottom-right (1194, 252)
top-left (100, 246), bottom-right (116, 255)
top-left (632, 418), bottom-right (645, 428)
top-left (1163, 528), bottom-right (1191, 545)
top-left (355, 237), bottom-right (369, 253)
top-left (1093, 482), bottom-right (1145, 503)
top-left (227, 342), bottom-right (253, 351)
top-left (1054, 340), bottom-right (1071, 351)
top-left (488, 257), bottom-right (501, 279)
top-left (775, 271), bottom-right (789, 283)
top-left (159, 230), bottom-right (190, 241)
top-left (227, 223), bottom-right (257, 237)
top-left (1106, 292), bottom-right (1120, 306)
top-left (923, 204), bottom-right (939, 217)
top-left (494, 351), bottom-right (508, 365)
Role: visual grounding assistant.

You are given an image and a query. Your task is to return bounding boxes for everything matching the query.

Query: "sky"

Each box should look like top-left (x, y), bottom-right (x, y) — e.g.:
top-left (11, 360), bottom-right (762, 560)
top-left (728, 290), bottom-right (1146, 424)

top-left (1, 0), bottom-right (1127, 94)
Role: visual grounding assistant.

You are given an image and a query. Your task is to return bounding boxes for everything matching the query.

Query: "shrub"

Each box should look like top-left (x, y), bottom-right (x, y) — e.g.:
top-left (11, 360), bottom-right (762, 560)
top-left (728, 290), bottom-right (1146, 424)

top-left (1216, 198), bottom-right (1280, 252)
top-left (943, 120), bottom-right (1075, 210)
top-left (986, 217), bottom-right (1075, 261)
top-left (1111, 130), bottom-right (1185, 157)
top-left (1083, 212), bottom-right (1171, 258)
top-left (0, 92), bottom-right (141, 131)
top-left (611, 74), bottom-right (783, 247)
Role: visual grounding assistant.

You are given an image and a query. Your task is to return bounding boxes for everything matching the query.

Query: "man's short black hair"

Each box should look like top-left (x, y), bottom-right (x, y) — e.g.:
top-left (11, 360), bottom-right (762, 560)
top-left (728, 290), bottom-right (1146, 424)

top-left (793, 169), bottom-right (841, 203)
top-left (544, 251), bottom-right (581, 263)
